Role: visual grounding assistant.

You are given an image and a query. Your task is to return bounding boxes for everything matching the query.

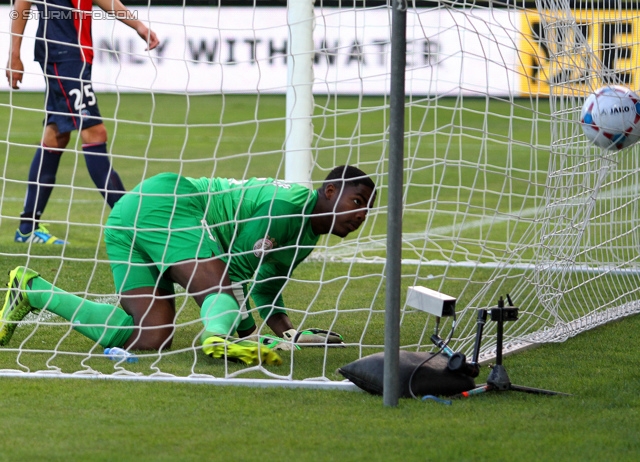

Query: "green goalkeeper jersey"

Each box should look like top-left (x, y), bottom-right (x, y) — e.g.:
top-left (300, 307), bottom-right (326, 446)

top-left (187, 177), bottom-right (320, 309)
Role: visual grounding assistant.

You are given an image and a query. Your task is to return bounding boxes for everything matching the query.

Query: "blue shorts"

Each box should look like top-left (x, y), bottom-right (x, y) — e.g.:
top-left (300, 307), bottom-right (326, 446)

top-left (40, 60), bottom-right (102, 134)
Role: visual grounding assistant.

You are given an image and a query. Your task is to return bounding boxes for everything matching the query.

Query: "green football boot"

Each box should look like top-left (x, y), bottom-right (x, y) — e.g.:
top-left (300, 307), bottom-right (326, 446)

top-left (0, 266), bottom-right (39, 346)
top-left (202, 335), bottom-right (282, 366)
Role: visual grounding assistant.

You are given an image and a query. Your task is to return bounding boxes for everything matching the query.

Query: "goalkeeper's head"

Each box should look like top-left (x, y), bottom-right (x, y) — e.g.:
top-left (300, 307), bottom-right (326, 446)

top-left (312, 165), bottom-right (376, 238)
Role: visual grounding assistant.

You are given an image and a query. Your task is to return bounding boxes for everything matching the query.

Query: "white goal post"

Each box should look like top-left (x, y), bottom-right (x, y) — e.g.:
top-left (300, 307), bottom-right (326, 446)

top-left (1, 0), bottom-right (639, 389)
top-left (285, 0), bottom-right (314, 187)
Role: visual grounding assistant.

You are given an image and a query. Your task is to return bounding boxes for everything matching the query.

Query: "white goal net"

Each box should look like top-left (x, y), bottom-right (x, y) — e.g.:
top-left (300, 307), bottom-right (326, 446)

top-left (1, 0), bottom-right (639, 387)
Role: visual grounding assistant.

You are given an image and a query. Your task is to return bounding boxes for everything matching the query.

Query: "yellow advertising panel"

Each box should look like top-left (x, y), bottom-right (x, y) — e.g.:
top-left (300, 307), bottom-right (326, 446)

top-left (518, 9), bottom-right (640, 96)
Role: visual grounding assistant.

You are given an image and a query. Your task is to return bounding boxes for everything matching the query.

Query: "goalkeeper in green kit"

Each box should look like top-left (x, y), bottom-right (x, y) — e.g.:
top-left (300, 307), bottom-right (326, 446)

top-left (0, 165), bottom-right (376, 366)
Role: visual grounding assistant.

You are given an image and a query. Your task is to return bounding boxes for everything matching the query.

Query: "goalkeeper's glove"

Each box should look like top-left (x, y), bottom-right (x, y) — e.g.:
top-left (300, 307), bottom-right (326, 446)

top-left (285, 328), bottom-right (345, 347)
top-left (260, 328), bottom-right (345, 351)
top-left (260, 334), bottom-right (300, 352)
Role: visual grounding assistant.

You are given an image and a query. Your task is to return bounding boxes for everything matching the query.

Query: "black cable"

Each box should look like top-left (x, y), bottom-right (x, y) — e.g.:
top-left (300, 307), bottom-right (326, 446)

top-left (408, 314), bottom-right (457, 400)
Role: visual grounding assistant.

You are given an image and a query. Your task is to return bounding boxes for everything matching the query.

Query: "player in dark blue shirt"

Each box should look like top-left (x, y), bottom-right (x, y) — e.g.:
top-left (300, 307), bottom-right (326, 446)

top-left (5, 0), bottom-right (159, 244)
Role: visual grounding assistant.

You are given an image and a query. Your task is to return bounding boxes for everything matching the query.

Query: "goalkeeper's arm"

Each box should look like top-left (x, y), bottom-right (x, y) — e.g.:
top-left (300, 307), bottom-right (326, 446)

top-left (243, 275), bottom-right (344, 348)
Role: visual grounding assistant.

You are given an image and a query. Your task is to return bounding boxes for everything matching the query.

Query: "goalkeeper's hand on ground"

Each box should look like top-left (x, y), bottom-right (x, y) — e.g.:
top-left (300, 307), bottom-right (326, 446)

top-left (260, 334), bottom-right (300, 352)
top-left (260, 328), bottom-right (345, 350)
top-left (286, 328), bottom-right (345, 347)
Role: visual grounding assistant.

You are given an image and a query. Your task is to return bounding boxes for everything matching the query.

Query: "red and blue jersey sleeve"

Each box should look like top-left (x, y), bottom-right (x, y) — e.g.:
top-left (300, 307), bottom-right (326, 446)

top-left (34, 0), bottom-right (94, 64)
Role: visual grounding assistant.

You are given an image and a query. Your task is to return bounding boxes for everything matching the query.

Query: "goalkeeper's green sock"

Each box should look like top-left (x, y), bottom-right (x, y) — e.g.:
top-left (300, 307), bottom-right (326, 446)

top-left (199, 293), bottom-right (241, 344)
top-left (199, 293), bottom-right (282, 366)
top-left (28, 277), bottom-right (134, 348)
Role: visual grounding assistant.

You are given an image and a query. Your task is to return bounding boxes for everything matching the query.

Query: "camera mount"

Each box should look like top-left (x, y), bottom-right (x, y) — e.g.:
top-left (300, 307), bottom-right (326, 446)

top-left (456, 294), bottom-right (570, 398)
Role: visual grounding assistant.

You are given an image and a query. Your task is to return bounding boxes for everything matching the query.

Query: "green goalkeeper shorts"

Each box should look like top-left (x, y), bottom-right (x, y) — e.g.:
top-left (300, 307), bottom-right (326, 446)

top-left (104, 172), bottom-right (224, 293)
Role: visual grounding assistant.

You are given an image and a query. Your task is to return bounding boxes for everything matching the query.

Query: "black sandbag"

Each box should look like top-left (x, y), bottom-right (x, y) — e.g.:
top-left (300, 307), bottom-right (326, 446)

top-left (338, 350), bottom-right (475, 398)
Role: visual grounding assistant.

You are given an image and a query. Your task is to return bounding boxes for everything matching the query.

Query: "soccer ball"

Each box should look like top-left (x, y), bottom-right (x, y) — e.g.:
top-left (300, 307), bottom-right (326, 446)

top-left (580, 85), bottom-right (640, 151)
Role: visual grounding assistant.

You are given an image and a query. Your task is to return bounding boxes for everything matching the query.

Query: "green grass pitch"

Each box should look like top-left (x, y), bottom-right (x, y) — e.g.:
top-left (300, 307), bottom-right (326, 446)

top-left (0, 92), bottom-right (638, 460)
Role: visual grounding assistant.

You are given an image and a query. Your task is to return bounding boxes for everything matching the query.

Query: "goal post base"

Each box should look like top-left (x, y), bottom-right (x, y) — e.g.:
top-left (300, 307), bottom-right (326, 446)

top-left (0, 371), bottom-right (364, 391)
